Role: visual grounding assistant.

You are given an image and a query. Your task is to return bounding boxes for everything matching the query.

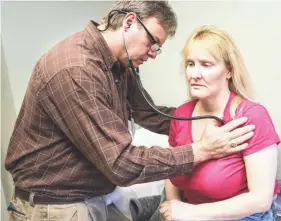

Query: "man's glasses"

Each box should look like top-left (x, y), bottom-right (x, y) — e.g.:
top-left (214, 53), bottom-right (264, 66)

top-left (108, 10), bottom-right (162, 55)
top-left (136, 17), bottom-right (162, 55)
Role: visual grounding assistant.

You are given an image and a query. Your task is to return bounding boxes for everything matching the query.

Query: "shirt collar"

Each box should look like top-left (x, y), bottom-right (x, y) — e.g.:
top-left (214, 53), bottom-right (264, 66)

top-left (85, 21), bottom-right (120, 71)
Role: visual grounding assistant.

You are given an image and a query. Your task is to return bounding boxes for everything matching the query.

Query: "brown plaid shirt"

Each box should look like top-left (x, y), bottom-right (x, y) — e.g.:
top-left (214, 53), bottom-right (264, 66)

top-left (5, 21), bottom-right (194, 200)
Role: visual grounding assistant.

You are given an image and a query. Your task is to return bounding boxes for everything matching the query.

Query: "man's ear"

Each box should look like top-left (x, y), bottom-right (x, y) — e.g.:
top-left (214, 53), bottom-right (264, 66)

top-left (123, 13), bottom-right (137, 32)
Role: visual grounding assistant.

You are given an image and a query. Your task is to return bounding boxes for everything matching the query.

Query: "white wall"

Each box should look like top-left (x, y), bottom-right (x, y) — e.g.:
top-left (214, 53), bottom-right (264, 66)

top-left (2, 1), bottom-right (114, 113)
top-left (1, 44), bottom-right (16, 221)
top-left (2, 1), bottom-right (281, 218)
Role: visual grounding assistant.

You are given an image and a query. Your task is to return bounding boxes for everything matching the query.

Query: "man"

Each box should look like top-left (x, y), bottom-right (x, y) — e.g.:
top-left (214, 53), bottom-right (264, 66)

top-left (5, 1), bottom-right (254, 221)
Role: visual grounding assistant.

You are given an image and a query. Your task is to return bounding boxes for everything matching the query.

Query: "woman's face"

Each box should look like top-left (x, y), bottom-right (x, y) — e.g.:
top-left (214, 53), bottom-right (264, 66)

top-left (185, 42), bottom-right (231, 100)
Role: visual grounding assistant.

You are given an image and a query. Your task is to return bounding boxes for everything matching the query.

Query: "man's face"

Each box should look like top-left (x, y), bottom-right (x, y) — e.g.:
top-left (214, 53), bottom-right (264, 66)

top-left (122, 14), bottom-right (168, 68)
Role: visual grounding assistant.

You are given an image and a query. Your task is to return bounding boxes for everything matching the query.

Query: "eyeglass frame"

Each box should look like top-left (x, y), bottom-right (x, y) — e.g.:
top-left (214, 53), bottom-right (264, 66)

top-left (109, 10), bottom-right (162, 55)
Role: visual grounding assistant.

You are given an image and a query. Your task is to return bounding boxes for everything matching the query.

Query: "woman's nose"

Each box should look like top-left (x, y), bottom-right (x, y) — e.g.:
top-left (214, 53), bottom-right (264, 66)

top-left (189, 65), bottom-right (202, 79)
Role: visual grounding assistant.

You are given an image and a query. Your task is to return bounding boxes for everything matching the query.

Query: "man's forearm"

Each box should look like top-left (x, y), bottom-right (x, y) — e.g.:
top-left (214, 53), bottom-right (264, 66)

top-left (110, 144), bottom-right (194, 186)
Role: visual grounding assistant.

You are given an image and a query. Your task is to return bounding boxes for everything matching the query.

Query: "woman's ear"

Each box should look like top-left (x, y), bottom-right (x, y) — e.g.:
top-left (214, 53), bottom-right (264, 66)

top-left (226, 69), bottom-right (232, 80)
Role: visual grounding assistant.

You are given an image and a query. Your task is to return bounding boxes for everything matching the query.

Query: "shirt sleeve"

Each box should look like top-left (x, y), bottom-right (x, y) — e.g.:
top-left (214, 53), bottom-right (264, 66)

top-left (238, 102), bottom-right (280, 157)
top-left (39, 67), bottom-right (194, 186)
top-left (126, 70), bottom-right (175, 135)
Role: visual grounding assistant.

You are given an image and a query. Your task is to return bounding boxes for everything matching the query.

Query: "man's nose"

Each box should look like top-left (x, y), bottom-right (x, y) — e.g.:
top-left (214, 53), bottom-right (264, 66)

top-left (148, 50), bottom-right (157, 59)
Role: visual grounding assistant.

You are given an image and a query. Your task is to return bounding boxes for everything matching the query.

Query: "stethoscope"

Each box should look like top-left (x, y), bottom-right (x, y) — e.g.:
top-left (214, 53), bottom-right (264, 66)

top-left (123, 34), bottom-right (225, 126)
top-left (100, 10), bottom-right (225, 126)
top-left (130, 62), bottom-right (225, 125)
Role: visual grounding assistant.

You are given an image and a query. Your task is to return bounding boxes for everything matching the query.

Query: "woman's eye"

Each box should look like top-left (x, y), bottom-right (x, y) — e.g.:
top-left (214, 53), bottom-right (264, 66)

top-left (187, 62), bottom-right (194, 67)
top-left (202, 62), bottom-right (212, 67)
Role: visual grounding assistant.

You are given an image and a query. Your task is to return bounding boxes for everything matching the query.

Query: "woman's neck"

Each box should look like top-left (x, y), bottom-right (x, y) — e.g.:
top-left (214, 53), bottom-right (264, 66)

top-left (195, 90), bottom-right (231, 117)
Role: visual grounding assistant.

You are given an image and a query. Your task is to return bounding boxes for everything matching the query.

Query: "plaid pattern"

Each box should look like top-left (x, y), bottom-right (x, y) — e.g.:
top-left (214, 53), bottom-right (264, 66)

top-left (5, 21), bottom-right (194, 200)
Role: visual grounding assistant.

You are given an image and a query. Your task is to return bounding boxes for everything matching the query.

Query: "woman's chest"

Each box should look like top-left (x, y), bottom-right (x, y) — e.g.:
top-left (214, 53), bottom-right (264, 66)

top-left (175, 119), bottom-right (214, 145)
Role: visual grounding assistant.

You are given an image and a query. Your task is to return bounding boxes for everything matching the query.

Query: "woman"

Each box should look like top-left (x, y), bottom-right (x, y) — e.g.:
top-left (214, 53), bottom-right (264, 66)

top-left (159, 26), bottom-right (280, 220)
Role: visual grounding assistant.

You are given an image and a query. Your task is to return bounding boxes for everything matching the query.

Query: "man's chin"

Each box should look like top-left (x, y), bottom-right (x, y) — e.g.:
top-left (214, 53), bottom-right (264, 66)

top-left (129, 61), bottom-right (140, 69)
top-left (119, 59), bottom-right (141, 69)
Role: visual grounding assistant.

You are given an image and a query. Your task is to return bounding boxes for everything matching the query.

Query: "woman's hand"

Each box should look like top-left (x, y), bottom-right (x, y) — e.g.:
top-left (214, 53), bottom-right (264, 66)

top-left (159, 200), bottom-right (195, 221)
top-left (159, 200), bottom-right (173, 221)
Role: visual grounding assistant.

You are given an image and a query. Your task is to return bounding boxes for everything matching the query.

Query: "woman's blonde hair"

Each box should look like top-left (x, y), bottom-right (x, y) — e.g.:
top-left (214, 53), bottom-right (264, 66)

top-left (182, 25), bottom-right (253, 99)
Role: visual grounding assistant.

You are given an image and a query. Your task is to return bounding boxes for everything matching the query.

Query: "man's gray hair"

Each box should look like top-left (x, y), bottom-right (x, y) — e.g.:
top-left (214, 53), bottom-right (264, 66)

top-left (101, 0), bottom-right (178, 38)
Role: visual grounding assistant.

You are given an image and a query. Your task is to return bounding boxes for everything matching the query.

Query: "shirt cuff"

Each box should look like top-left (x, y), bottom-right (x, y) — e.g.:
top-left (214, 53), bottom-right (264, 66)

top-left (171, 144), bottom-right (194, 175)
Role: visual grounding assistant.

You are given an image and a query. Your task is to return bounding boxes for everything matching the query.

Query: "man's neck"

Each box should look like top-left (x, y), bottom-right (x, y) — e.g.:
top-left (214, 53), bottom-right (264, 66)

top-left (99, 27), bottom-right (123, 59)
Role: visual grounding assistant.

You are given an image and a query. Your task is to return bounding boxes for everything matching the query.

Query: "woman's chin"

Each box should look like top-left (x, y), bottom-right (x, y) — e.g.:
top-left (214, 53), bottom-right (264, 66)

top-left (191, 92), bottom-right (207, 100)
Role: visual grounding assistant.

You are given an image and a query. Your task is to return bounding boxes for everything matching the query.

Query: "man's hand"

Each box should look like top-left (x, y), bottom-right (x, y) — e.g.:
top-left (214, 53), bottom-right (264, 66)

top-left (193, 117), bottom-right (255, 163)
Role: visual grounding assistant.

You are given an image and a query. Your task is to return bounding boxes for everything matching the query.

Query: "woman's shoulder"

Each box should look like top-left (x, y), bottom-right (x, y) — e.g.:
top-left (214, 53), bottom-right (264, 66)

top-left (237, 98), bottom-right (280, 156)
top-left (236, 98), bottom-right (277, 133)
top-left (238, 98), bottom-right (269, 117)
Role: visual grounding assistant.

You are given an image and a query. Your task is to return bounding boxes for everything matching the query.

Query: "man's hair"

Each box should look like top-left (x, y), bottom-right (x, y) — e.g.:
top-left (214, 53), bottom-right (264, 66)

top-left (101, 0), bottom-right (178, 38)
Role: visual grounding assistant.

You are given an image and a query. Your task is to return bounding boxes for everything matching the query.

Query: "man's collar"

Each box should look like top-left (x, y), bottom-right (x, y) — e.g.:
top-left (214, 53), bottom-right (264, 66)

top-left (85, 21), bottom-right (119, 71)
